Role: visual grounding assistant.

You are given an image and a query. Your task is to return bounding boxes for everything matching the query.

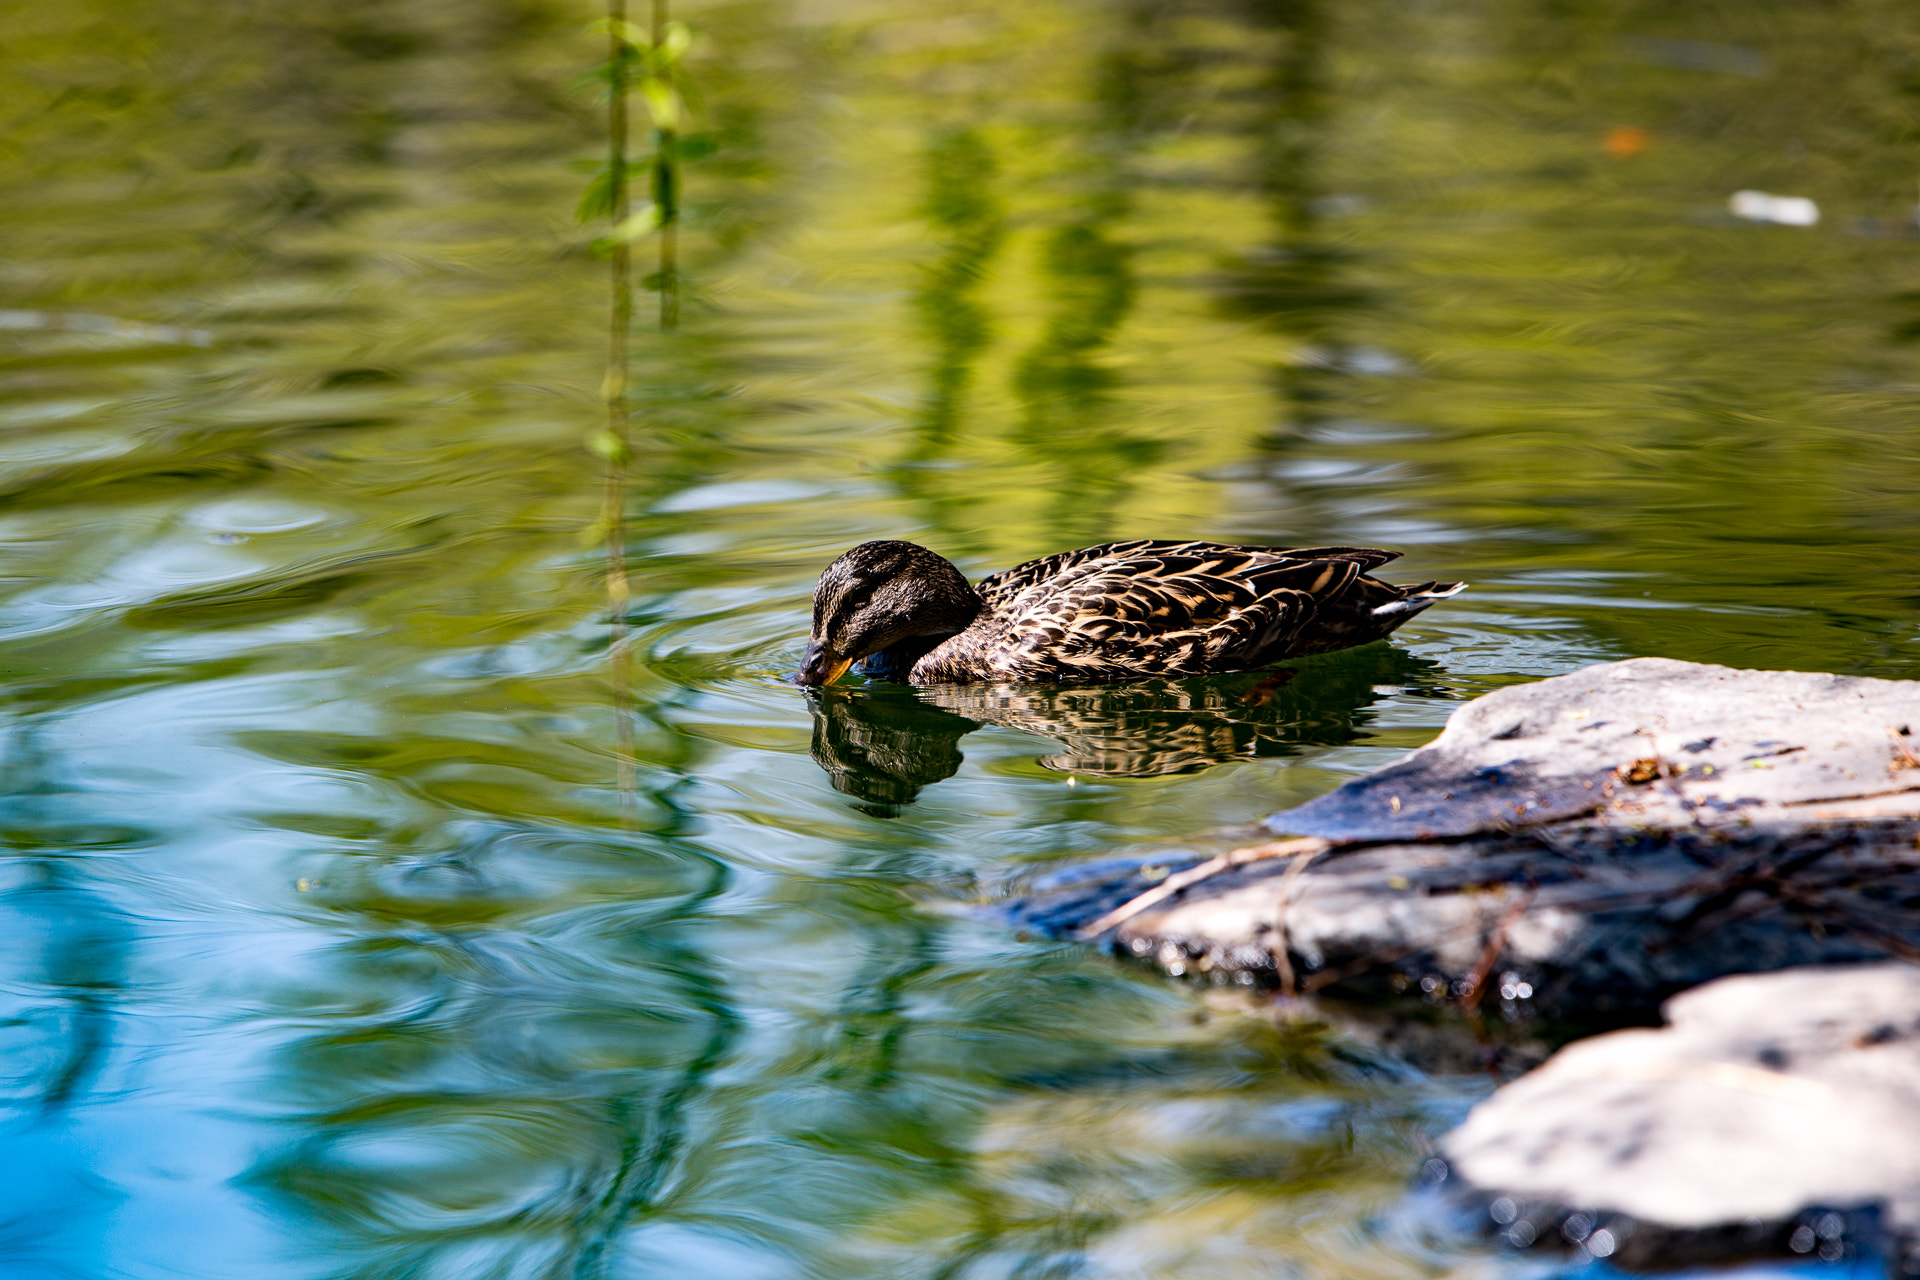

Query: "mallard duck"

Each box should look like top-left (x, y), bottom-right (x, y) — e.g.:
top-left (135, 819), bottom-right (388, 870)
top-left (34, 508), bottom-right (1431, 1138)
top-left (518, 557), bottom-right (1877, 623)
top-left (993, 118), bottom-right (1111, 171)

top-left (795, 539), bottom-right (1463, 686)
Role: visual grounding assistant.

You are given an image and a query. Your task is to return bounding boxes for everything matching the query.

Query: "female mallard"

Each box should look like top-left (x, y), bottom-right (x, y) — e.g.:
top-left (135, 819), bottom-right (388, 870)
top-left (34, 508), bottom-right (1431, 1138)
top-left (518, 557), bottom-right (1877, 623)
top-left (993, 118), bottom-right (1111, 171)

top-left (795, 539), bottom-right (1463, 686)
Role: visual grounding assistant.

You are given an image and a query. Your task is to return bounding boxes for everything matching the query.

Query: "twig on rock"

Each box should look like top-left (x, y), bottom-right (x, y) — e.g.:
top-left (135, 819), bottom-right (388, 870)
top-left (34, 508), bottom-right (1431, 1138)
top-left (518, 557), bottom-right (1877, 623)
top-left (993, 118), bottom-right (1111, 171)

top-left (1267, 844), bottom-right (1322, 997)
top-left (1457, 884), bottom-right (1538, 1009)
top-left (1074, 837), bottom-right (1329, 941)
top-left (1889, 725), bottom-right (1920, 772)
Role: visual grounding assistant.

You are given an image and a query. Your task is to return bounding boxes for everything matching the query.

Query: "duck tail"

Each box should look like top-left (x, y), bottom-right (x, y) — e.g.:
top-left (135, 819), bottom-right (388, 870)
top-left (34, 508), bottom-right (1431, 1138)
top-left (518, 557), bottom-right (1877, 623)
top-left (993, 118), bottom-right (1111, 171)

top-left (1371, 580), bottom-right (1467, 619)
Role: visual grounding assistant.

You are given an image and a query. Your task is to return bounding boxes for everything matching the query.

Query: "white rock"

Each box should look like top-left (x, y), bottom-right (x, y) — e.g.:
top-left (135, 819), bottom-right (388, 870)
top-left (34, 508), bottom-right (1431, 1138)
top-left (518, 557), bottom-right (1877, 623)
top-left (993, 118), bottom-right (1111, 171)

top-left (1445, 963), bottom-right (1920, 1236)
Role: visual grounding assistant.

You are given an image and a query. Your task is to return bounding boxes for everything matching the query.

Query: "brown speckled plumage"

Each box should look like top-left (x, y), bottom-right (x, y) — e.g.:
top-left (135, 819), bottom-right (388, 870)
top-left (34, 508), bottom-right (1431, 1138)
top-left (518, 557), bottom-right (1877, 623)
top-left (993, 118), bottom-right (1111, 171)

top-left (796, 538), bottom-right (1463, 687)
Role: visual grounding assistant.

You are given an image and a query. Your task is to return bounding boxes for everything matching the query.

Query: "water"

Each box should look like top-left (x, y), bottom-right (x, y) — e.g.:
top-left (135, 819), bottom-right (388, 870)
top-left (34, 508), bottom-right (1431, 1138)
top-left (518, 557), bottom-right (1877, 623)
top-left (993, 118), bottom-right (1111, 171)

top-left (3, 0), bottom-right (1918, 1275)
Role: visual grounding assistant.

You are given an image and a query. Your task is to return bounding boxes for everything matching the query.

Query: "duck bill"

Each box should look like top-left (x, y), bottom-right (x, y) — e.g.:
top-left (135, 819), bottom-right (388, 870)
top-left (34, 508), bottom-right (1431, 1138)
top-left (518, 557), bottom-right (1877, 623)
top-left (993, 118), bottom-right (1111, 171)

top-left (796, 641), bottom-right (855, 687)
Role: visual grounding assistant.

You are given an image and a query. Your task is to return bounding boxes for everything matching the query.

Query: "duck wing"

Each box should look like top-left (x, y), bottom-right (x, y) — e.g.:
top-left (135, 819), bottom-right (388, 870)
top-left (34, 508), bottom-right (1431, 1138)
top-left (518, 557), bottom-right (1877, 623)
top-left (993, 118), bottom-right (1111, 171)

top-left (973, 540), bottom-right (1181, 614)
top-left (973, 540), bottom-right (1399, 614)
top-left (972, 546), bottom-right (1371, 681)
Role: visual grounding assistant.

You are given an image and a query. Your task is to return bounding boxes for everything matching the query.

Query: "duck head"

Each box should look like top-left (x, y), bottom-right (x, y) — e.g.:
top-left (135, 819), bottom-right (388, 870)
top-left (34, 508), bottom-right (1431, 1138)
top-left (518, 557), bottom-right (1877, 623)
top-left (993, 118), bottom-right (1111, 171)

top-left (797, 540), bottom-right (981, 685)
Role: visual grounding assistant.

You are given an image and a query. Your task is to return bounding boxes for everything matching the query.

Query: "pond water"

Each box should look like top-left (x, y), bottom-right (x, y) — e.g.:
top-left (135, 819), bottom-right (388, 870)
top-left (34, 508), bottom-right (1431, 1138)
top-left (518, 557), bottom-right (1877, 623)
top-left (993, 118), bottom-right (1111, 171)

top-left (3, 0), bottom-right (1919, 1275)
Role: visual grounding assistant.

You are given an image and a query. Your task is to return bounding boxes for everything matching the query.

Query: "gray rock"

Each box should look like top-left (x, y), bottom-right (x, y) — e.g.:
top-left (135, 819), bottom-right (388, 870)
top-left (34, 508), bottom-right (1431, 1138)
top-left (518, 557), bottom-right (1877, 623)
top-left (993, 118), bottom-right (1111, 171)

top-left (991, 659), bottom-right (1920, 1017)
top-left (1266, 657), bottom-right (1920, 842)
top-left (1441, 963), bottom-right (1920, 1268)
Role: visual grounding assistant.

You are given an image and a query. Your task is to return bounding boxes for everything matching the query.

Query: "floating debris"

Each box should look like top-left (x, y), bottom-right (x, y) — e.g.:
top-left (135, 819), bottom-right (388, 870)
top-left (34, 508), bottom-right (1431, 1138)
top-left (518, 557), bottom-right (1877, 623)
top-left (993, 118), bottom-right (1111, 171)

top-left (1603, 125), bottom-right (1650, 158)
top-left (1730, 190), bottom-right (1820, 227)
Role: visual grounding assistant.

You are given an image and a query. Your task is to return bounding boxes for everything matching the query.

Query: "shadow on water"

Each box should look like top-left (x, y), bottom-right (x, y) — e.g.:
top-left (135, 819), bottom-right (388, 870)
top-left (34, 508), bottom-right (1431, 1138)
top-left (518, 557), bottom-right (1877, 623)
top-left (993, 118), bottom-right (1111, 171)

top-left (0, 860), bottom-right (126, 1120)
top-left (808, 644), bottom-right (1446, 811)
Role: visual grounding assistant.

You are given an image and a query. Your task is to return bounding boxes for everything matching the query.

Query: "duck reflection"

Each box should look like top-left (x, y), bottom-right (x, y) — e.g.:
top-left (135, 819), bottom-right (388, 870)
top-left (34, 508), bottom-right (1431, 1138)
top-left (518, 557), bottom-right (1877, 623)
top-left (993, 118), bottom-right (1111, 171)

top-left (808, 683), bottom-right (978, 810)
top-left (808, 646), bottom-right (1441, 808)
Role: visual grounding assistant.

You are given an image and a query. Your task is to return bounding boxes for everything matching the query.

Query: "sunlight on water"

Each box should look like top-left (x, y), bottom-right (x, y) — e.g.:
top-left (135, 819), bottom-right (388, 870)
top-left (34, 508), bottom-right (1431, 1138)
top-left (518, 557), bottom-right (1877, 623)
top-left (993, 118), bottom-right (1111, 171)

top-left (2, 0), bottom-right (1919, 1275)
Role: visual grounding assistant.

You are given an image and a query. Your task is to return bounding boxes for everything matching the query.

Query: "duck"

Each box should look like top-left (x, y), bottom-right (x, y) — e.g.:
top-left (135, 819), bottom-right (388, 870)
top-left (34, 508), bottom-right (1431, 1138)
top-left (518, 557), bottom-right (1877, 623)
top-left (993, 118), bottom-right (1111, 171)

top-left (795, 538), bottom-right (1463, 686)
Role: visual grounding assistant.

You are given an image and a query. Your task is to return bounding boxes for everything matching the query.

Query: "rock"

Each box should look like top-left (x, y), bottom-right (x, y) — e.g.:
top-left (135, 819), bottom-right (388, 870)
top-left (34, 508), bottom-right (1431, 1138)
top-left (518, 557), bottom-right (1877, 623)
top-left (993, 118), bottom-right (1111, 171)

top-left (1440, 963), bottom-right (1920, 1270)
top-left (1264, 656), bottom-right (1920, 843)
top-left (991, 659), bottom-right (1920, 1018)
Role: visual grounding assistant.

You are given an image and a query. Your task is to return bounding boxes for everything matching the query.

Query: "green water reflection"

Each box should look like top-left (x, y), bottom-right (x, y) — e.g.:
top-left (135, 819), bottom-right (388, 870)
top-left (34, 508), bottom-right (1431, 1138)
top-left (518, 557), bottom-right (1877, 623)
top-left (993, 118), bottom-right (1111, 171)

top-left (2, 0), bottom-right (1919, 1275)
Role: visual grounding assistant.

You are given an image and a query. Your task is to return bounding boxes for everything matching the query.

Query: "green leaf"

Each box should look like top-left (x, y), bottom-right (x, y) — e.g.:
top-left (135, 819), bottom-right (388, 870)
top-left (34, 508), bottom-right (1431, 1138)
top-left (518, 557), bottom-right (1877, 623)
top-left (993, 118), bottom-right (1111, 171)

top-left (639, 79), bottom-right (681, 130)
top-left (606, 204), bottom-right (662, 242)
top-left (588, 203), bottom-right (662, 253)
top-left (587, 17), bottom-right (651, 48)
top-left (585, 429), bottom-right (631, 463)
top-left (576, 169), bottom-right (617, 222)
top-left (671, 65), bottom-right (707, 117)
top-left (673, 133), bottom-right (719, 162)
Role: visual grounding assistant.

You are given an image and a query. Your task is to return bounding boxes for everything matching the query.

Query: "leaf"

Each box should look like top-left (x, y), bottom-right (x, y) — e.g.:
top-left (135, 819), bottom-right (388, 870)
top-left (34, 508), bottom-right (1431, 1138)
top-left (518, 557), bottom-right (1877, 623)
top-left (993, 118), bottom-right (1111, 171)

top-left (671, 65), bottom-right (707, 117)
top-left (576, 168), bottom-right (617, 222)
top-left (605, 204), bottom-right (662, 242)
top-left (587, 17), bottom-right (651, 48)
top-left (585, 430), bottom-right (632, 463)
top-left (661, 21), bottom-right (694, 59)
top-left (639, 79), bottom-right (681, 130)
top-left (673, 133), bottom-right (719, 162)
top-left (589, 203), bottom-right (663, 254)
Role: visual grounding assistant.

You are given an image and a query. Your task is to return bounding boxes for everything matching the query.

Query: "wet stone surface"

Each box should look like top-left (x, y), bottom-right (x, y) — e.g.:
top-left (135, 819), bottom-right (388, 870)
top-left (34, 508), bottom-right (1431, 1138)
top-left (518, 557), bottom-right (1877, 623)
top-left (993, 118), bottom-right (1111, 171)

top-left (1265, 656), bottom-right (1920, 842)
top-left (1441, 963), bottom-right (1920, 1271)
top-left (990, 660), bottom-right (1920, 1020)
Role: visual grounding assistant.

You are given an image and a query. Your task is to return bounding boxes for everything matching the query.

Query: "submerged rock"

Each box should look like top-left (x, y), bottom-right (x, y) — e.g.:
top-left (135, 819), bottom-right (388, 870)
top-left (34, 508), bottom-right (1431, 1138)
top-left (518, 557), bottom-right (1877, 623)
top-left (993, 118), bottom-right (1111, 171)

top-left (992, 659), bottom-right (1920, 1018)
top-left (1440, 963), bottom-right (1920, 1270)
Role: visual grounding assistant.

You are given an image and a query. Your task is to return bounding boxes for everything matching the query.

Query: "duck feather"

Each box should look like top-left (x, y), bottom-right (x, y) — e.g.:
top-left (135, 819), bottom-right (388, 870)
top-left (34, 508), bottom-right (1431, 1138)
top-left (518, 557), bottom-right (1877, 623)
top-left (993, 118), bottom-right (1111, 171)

top-left (903, 541), bottom-right (1459, 684)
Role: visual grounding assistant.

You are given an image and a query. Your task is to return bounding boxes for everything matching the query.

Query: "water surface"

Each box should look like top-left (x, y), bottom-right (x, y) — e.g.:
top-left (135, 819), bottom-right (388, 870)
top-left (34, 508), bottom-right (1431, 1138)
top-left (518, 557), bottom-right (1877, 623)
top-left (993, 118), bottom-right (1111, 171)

top-left (3, 0), bottom-right (1919, 1275)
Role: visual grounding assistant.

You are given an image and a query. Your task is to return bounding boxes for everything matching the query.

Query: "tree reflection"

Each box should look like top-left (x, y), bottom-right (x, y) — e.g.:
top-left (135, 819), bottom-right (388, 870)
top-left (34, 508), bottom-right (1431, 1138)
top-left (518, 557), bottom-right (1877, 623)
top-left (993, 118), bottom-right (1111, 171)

top-left (912, 128), bottom-right (1007, 460)
top-left (1216, 0), bottom-right (1372, 434)
top-left (0, 720), bottom-right (131, 1121)
top-left (248, 817), bottom-right (737, 1279)
top-left (1010, 215), bottom-right (1160, 546)
top-left (0, 718), bottom-right (136, 1270)
top-left (1001, 5), bottom-right (1165, 548)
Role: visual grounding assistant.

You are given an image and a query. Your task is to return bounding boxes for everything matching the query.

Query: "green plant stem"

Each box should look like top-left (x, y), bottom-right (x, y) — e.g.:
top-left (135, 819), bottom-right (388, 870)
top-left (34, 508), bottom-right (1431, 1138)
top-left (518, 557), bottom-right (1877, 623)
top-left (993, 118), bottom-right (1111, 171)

top-left (654, 0), bottom-right (678, 330)
top-left (605, 0), bottom-right (637, 798)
